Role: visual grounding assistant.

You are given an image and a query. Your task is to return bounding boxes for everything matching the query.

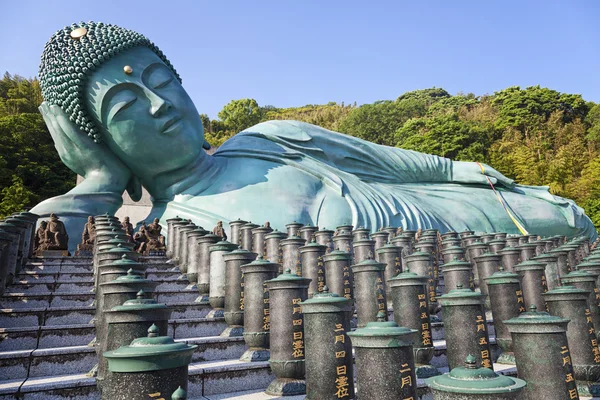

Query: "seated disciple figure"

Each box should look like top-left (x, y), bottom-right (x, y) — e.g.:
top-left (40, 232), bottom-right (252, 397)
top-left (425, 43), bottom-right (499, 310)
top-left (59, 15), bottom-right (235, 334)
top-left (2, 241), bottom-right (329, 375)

top-left (30, 22), bottom-right (597, 250)
top-left (133, 223), bottom-right (148, 254)
top-left (81, 216), bottom-right (96, 244)
top-left (75, 216), bottom-right (95, 255)
top-left (34, 221), bottom-right (48, 254)
top-left (212, 221), bottom-right (227, 241)
top-left (145, 218), bottom-right (166, 254)
top-left (121, 216), bottom-right (134, 238)
top-left (36, 213), bottom-right (69, 254)
top-left (146, 218), bottom-right (165, 245)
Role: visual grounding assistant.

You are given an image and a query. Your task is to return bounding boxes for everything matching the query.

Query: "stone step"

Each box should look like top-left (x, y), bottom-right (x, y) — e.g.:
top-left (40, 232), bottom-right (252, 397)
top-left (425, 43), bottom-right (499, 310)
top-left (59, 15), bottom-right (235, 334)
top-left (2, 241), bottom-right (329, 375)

top-left (0, 317), bottom-right (229, 351)
top-left (16, 271), bottom-right (93, 283)
top-left (0, 336), bottom-right (498, 381)
top-left (0, 301), bottom-right (209, 328)
top-left (22, 257), bottom-right (169, 274)
top-left (0, 333), bottom-right (246, 381)
top-left (6, 278), bottom-right (192, 294)
top-left (0, 357), bottom-right (272, 400)
top-left (0, 288), bottom-right (201, 309)
top-left (15, 268), bottom-right (184, 284)
top-left (0, 356), bottom-right (522, 400)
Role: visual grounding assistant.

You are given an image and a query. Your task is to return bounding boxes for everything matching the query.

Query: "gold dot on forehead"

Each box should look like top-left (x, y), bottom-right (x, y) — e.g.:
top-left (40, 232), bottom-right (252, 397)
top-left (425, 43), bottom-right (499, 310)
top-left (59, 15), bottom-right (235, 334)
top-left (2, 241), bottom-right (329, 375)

top-left (124, 65), bottom-right (133, 75)
top-left (70, 27), bottom-right (88, 40)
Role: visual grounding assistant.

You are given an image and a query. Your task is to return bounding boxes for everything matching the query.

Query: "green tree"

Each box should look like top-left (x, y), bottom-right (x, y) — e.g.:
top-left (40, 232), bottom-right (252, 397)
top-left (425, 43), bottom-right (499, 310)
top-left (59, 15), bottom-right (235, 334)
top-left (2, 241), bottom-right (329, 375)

top-left (0, 175), bottom-right (33, 217)
top-left (217, 98), bottom-right (262, 133)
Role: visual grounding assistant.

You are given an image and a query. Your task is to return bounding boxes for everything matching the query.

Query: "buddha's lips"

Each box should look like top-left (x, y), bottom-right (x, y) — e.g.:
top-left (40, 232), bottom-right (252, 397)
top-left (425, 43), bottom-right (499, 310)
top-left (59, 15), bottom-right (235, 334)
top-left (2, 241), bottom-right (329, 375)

top-left (161, 116), bottom-right (182, 134)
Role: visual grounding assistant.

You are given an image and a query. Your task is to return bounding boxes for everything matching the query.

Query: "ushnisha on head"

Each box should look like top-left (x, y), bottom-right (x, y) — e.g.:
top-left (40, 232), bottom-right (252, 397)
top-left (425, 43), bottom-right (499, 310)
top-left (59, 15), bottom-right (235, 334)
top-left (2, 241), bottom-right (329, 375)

top-left (39, 21), bottom-right (180, 144)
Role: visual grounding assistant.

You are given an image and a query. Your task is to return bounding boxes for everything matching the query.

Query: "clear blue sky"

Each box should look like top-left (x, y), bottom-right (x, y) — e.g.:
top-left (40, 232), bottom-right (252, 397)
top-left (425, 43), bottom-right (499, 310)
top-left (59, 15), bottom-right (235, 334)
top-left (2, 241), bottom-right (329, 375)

top-left (1, 1), bottom-right (599, 118)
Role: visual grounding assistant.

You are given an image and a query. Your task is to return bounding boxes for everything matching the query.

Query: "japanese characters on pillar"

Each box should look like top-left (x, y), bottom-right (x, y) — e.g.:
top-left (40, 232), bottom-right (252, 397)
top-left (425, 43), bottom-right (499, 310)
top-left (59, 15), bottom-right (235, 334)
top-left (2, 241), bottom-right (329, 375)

top-left (296, 251), bottom-right (302, 277)
top-left (586, 308), bottom-right (600, 364)
top-left (542, 274), bottom-right (548, 293)
top-left (475, 314), bottom-right (492, 368)
top-left (400, 363), bottom-right (414, 394)
top-left (333, 323), bottom-right (351, 399)
top-left (595, 288), bottom-right (600, 307)
top-left (395, 256), bottom-right (402, 275)
top-left (561, 345), bottom-right (580, 400)
top-left (240, 273), bottom-right (245, 311)
top-left (516, 289), bottom-right (526, 313)
top-left (292, 297), bottom-right (305, 359)
top-left (263, 283), bottom-right (270, 332)
top-left (376, 274), bottom-right (387, 314)
top-left (317, 256), bottom-right (325, 293)
top-left (343, 265), bottom-right (352, 300)
top-left (418, 293), bottom-right (432, 346)
top-left (427, 271), bottom-right (436, 306)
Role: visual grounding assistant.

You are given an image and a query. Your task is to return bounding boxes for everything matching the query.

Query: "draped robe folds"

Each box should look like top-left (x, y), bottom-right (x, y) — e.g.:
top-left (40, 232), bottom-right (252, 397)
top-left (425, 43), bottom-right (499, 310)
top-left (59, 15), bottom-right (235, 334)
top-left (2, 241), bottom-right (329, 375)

top-left (169, 120), bottom-right (595, 240)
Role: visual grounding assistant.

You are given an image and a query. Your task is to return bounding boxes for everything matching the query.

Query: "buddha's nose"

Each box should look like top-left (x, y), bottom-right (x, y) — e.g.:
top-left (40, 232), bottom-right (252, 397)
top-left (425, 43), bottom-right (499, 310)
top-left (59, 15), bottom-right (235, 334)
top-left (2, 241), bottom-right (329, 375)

top-left (147, 91), bottom-right (172, 117)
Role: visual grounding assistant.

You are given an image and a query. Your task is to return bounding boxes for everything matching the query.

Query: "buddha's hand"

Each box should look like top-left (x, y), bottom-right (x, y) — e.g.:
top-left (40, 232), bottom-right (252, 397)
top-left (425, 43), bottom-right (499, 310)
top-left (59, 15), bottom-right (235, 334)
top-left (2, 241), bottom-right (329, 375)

top-left (451, 160), bottom-right (515, 189)
top-left (39, 102), bottom-right (131, 193)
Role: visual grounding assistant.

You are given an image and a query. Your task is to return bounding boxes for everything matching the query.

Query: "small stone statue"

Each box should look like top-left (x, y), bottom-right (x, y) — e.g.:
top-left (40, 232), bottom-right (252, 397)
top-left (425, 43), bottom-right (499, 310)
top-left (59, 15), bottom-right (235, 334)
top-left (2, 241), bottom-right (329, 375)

top-left (212, 221), bottom-right (227, 241)
top-left (121, 216), bottom-right (134, 238)
top-left (146, 218), bottom-right (165, 245)
top-left (34, 221), bottom-right (48, 255)
top-left (35, 213), bottom-right (69, 255)
top-left (145, 218), bottom-right (166, 255)
top-left (46, 213), bottom-right (69, 249)
top-left (75, 216), bottom-right (95, 256)
top-left (133, 220), bottom-right (166, 255)
top-left (264, 221), bottom-right (271, 229)
top-left (396, 227), bottom-right (404, 235)
top-left (133, 223), bottom-right (148, 253)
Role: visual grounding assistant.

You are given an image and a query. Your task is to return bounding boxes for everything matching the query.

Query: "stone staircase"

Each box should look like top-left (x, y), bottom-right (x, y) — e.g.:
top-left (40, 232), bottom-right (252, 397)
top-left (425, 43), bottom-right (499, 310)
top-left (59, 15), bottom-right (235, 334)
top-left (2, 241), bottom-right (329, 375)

top-left (2, 255), bottom-right (584, 399)
top-left (0, 256), bottom-right (274, 399)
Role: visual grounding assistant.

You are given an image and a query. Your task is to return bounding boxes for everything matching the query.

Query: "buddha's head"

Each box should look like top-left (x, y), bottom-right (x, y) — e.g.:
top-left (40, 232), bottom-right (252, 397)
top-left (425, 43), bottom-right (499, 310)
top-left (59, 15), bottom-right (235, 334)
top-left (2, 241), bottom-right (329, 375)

top-left (39, 22), bottom-right (205, 177)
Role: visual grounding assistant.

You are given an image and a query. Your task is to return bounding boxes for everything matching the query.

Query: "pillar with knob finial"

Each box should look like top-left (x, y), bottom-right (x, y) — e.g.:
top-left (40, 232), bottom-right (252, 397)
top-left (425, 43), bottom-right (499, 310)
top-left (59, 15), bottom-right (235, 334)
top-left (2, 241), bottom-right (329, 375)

top-left (348, 311), bottom-right (417, 400)
top-left (299, 239), bottom-right (328, 297)
top-left (300, 286), bottom-right (354, 400)
top-left (239, 255), bottom-right (279, 361)
top-left (264, 268), bottom-right (311, 396)
top-left (102, 324), bottom-right (197, 400)
top-left (483, 266), bottom-right (523, 365)
top-left (389, 267), bottom-right (439, 378)
top-left (351, 257), bottom-right (387, 327)
top-left (438, 283), bottom-right (492, 370)
top-left (505, 304), bottom-right (579, 400)
top-left (544, 285), bottom-right (600, 396)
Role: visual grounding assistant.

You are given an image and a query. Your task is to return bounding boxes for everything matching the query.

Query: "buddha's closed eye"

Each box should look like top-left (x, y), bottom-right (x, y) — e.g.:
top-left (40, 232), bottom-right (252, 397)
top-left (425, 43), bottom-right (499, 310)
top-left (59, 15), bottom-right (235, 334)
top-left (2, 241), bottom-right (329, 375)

top-left (146, 65), bottom-right (174, 90)
top-left (108, 89), bottom-right (137, 122)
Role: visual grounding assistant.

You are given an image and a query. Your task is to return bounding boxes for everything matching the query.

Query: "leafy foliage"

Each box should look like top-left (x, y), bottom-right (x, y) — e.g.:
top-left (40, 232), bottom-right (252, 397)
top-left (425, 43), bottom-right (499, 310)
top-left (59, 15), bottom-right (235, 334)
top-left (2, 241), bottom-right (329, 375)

top-left (0, 73), bottom-right (75, 217)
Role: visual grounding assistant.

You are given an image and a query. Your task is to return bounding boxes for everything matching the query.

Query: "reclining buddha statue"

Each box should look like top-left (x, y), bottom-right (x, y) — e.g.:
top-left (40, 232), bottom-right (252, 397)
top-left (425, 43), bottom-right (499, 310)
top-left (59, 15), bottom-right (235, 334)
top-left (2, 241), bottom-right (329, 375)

top-left (31, 22), bottom-right (597, 249)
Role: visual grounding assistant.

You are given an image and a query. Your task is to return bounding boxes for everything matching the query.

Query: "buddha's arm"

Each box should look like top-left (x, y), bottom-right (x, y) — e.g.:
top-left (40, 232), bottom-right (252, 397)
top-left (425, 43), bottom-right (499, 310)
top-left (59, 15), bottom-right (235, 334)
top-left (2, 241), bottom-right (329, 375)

top-left (234, 121), bottom-right (516, 188)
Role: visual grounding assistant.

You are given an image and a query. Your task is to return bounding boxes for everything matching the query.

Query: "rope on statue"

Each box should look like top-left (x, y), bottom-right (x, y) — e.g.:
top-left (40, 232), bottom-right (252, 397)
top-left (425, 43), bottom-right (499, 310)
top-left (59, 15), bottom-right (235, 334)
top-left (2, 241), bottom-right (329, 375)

top-left (475, 162), bottom-right (530, 236)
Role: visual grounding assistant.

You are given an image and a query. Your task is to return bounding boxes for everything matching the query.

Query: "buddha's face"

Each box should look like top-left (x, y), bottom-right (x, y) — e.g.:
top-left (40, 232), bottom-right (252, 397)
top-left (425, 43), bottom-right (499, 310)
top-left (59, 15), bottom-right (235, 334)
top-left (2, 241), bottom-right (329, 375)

top-left (85, 47), bottom-right (204, 176)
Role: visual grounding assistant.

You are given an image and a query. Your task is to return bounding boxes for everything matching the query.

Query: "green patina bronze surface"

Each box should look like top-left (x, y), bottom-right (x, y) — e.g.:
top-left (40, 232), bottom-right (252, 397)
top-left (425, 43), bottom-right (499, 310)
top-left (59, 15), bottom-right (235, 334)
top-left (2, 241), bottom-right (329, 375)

top-left (32, 22), bottom-right (598, 249)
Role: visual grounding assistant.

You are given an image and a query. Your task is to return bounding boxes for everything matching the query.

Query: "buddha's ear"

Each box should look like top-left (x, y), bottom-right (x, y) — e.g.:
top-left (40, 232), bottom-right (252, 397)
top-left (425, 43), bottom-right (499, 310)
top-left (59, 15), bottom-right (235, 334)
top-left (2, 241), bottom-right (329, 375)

top-left (126, 175), bottom-right (143, 202)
